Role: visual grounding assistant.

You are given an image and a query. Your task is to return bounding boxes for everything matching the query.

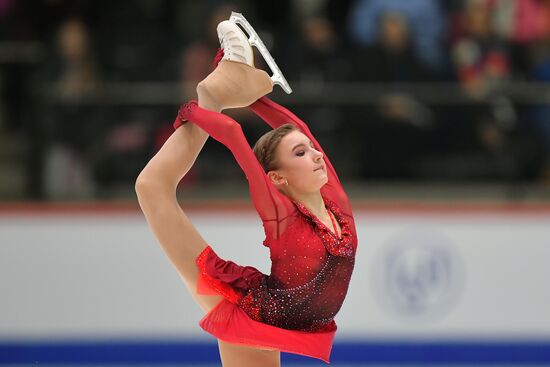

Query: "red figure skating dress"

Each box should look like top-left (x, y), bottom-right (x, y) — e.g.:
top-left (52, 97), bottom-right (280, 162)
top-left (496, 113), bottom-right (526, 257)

top-left (174, 96), bottom-right (358, 363)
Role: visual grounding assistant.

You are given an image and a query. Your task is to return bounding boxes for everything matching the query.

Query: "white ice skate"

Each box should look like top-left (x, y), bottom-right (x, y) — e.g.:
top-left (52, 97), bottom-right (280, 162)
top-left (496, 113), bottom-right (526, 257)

top-left (217, 20), bottom-right (255, 66)
top-left (217, 12), bottom-right (292, 94)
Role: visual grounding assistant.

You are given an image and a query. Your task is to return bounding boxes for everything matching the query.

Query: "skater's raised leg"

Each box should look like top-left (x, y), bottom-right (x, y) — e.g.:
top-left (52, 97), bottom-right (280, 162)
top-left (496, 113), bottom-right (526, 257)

top-left (135, 15), bottom-right (282, 366)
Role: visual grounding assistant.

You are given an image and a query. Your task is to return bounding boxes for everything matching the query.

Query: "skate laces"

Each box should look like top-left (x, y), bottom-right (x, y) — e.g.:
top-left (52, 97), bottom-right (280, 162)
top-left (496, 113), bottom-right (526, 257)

top-left (219, 28), bottom-right (248, 64)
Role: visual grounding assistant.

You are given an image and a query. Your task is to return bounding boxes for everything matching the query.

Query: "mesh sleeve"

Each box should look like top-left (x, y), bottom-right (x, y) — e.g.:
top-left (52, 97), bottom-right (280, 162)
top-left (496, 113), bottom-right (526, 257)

top-left (184, 102), bottom-right (294, 241)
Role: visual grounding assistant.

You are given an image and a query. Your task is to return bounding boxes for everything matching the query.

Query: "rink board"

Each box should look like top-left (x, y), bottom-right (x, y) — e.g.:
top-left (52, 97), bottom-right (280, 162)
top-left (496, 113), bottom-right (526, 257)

top-left (1, 204), bottom-right (549, 363)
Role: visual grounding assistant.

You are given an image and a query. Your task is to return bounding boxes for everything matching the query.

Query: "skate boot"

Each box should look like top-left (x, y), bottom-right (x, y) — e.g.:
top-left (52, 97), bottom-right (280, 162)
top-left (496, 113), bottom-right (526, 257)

top-left (216, 20), bottom-right (254, 67)
top-left (219, 12), bottom-right (292, 94)
top-left (191, 13), bottom-right (283, 112)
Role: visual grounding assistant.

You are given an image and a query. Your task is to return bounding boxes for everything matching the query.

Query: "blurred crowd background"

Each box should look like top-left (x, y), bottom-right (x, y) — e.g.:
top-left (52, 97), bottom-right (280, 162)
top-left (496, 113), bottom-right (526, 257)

top-left (1, 0), bottom-right (550, 201)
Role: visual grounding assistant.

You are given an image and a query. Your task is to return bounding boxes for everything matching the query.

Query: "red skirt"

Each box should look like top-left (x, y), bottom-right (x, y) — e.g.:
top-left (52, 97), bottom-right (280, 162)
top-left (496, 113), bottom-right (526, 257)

top-left (195, 245), bottom-right (337, 364)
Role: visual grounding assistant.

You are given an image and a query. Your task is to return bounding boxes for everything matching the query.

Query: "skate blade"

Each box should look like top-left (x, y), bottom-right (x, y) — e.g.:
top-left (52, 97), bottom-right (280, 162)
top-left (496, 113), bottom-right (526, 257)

top-left (229, 12), bottom-right (293, 94)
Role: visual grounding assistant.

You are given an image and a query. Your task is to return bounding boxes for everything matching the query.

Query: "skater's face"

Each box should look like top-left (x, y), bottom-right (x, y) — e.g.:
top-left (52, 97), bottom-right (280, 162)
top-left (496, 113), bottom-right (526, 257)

top-left (268, 131), bottom-right (328, 193)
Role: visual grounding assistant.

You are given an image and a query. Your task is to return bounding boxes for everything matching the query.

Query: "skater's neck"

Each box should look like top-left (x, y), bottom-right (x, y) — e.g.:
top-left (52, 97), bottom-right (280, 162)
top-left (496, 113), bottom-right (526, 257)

top-left (291, 191), bottom-right (325, 218)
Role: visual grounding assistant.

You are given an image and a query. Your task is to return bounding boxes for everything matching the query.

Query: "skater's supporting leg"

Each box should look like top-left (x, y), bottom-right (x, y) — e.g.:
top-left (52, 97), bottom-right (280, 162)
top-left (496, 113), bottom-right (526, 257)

top-left (218, 340), bottom-right (280, 367)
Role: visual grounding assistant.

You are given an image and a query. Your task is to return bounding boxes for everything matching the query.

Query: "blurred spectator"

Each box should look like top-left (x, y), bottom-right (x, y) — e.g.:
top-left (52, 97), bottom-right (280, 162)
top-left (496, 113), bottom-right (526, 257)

top-left (348, 0), bottom-right (445, 71)
top-left (490, 0), bottom-right (549, 44)
top-left (448, 1), bottom-right (546, 181)
top-left (285, 16), bottom-right (352, 83)
top-left (449, 0), bottom-right (550, 78)
top-left (451, 0), bottom-right (512, 98)
top-left (1, 0), bottom-right (550, 199)
top-left (288, 0), bottom-right (355, 36)
top-left (291, 0), bottom-right (328, 19)
top-left (449, 1), bottom-right (512, 178)
top-left (54, 18), bottom-right (99, 99)
top-left (44, 17), bottom-right (101, 199)
top-left (350, 10), bottom-right (434, 179)
top-left (352, 11), bottom-right (428, 82)
top-left (283, 15), bottom-right (353, 176)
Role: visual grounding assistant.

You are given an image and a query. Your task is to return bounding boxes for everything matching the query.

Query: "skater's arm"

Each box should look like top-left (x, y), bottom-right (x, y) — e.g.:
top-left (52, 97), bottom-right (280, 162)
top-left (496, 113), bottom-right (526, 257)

top-left (184, 102), bottom-right (292, 239)
top-left (249, 96), bottom-right (292, 129)
top-left (249, 96), bottom-right (351, 213)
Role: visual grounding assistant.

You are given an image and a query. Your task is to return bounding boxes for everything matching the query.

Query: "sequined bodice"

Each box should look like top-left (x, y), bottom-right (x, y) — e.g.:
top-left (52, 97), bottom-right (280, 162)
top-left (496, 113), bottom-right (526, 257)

top-left (183, 96), bottom-right (358, 332)
top-left (240, 197), bottom-right (356, 331)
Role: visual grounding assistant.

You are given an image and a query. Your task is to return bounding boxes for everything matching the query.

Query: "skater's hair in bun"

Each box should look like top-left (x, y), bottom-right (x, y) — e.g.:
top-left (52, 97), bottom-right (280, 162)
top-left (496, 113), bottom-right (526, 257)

top-left (253, 123), bottom-right (298, 172)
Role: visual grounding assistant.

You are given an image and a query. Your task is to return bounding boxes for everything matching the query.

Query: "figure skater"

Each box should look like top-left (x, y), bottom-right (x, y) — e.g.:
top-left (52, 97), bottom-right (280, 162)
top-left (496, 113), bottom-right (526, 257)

top-left (136, 14), bottom-right (357, 367)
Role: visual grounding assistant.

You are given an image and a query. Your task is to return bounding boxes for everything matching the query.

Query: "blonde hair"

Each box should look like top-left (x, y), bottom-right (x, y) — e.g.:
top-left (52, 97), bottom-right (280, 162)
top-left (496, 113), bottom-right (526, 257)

top-left (253, 123), bottom-right (298, 172)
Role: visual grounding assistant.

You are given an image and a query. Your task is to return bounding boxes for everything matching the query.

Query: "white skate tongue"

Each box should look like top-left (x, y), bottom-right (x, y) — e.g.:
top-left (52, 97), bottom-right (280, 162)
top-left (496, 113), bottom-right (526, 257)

top-left (229, 12), bottom-right (293, 94)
